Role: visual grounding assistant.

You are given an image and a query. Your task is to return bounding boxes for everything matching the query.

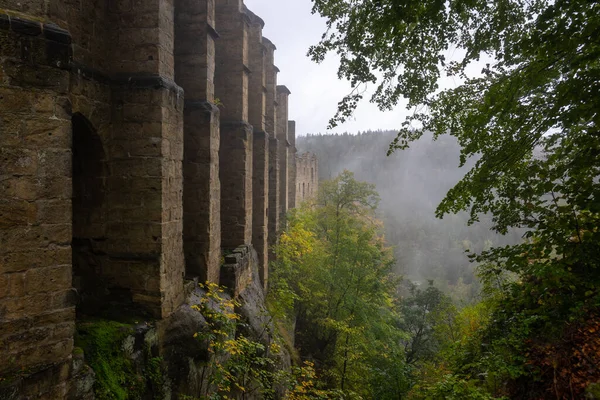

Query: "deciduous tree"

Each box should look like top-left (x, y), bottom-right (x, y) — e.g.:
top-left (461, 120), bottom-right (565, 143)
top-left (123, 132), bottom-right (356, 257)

top-left (310, 0), bottom-right (600, 396)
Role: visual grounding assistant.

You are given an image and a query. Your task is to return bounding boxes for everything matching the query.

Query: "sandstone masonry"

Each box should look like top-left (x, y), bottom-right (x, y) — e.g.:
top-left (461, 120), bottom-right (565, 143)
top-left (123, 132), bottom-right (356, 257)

top-left (0, 0), bottom-right (317, 397)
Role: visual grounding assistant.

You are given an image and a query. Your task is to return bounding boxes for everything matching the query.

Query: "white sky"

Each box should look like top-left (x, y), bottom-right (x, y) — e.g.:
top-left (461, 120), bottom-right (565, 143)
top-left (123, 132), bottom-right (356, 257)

top-left (243, 0), bottom-right (411, 136)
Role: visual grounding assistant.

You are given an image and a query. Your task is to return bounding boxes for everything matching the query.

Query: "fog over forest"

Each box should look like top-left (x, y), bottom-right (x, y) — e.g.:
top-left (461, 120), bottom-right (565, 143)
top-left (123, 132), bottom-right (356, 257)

top-left (297, 130), bottom-right (522, 299)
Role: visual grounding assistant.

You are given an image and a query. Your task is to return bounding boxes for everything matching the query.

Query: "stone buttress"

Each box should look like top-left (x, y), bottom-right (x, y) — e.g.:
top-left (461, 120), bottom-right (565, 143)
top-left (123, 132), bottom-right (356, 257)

top-left (175, 0), bottom-right (222, 283)
top-left (245, 7), bottom-right (270, 290)
top-left (276, 85), bottom-right (291, 224)
top-left (215, 0), bottom-right (253, 249)
top-left (288, 120), bottom-right (297, 209)
top-left (264, 37), bottom-right (280, 265)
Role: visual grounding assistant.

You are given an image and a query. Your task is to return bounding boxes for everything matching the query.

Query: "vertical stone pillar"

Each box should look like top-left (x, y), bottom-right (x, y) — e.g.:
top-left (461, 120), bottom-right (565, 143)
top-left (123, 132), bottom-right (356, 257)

top-left (106, 0), bottom-right (184, 317)
top-left (264, 37), bottom-right (279, 266)
top-left (288, 121), bottom-right (297, 209)
top-left (175, 0), bottom-right (222, 283)
top-left (276, 85), bottom-right (291, 223)
top-left (0, 12), bottom-right (73, 396)
top-left (215, 0), bottom-right (253, 249)
top-left (312, 155), bottom-right (319, 196)
top-left (245, 7), bottom-right (270, 289)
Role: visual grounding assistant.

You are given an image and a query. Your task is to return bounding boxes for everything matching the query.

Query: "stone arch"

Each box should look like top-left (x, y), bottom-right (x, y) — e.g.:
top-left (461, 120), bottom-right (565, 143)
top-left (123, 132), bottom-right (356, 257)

top-left (71, 112), bottom-right (107, 315)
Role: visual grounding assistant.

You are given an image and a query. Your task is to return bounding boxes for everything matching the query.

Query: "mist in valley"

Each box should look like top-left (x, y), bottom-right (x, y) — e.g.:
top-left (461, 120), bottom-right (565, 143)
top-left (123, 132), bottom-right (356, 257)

top-left (297, 130), bottom-right (522, 300)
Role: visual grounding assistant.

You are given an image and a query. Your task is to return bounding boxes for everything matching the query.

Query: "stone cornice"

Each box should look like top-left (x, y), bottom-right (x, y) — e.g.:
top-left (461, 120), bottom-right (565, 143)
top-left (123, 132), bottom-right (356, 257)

top-left (184, 100), bottom-right (220, 114)
top-left (277, 85), bottom-right (291, 95)
top-left (71, 62), bottom-right (184, 96)
top-left (113, 73), bottom-right (184, 96)
top-left (221, 120), bottom-right (254, 131)
top-left (0, 12), bottom-right (71, 44)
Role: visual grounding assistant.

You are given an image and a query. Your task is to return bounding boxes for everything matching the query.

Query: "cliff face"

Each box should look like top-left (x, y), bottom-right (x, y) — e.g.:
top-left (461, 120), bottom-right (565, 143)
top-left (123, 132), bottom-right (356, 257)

top-left (67, 247), bottom-right (291, 400)
top-left (0, 1), bottom-right (314, 398)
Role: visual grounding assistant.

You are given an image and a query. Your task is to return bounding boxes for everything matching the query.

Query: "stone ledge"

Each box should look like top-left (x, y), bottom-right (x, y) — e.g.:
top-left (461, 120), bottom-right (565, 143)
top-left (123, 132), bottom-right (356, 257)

top-left (243, 5), bottom-right (266, 28)
top-left (220, 120), bottom-right (253, 131)
top-left (71, 62), bottom-right (185, 96)
top-left (0, 13), bottom-right (72, 71)
top-left (220, 245), bottom-right (254, 296)
top-left (184, 99), bottom-right (220, 114)
top-left (262, 36), bottom-right (277, 51)
top-left (207, 23), bottom-right (220, 40)
top-left (0, 12), bottom-right (71, 44)
top-left (276, 85), bottom-right (291, 95)
top-left (113, 74), bottom-right (184, 96)
top-left (71, 62), bottom-right (112, 85)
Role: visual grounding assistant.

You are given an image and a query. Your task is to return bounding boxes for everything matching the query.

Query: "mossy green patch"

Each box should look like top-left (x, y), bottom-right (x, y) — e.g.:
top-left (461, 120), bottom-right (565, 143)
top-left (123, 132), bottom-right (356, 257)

top-left (146, 356), bottom-right (166, 399)
top-left (75, 319), bottom-right (144, 400)
top-left (587, 383), bottom-right (600, 399)
top-left (73, 347), bottom-right (85, 356)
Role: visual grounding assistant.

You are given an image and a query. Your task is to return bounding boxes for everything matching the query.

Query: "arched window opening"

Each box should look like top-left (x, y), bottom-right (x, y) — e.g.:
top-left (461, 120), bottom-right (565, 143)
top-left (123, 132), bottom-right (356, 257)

top-left (72, 113), bottom-right (107, 316)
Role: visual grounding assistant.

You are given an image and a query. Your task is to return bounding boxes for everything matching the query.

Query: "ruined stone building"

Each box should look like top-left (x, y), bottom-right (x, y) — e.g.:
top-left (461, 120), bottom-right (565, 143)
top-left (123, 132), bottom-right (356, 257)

top-left (295, 152), bottom-right (318, 205)
top-left (0, 0), bottom-right (318, 397)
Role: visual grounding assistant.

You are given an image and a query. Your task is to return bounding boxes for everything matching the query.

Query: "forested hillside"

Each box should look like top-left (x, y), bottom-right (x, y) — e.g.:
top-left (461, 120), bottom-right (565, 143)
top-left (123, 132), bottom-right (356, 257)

top-left (288, 132), bottom-right (600, 399)
top-left (297, 131), bottom-right (521, 298)
top-left (297, 0), bottom-right (600, 396)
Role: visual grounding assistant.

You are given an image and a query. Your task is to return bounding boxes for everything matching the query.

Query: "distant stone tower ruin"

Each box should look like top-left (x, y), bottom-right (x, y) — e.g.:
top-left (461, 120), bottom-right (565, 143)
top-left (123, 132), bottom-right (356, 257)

top-left (296, 152), bottom-right (319, 204)
top-left (0, 0), bottom-right (317, 396)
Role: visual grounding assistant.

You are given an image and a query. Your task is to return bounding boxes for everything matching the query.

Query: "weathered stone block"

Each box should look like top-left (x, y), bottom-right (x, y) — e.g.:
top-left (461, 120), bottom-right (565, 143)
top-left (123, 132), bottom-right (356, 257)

top-left (21, 118), bottom-right (70, 148)
top-left (0, 147), bottom-right (38, 175)
top-left (8, 272), bottom-right (26, 297)
top-left (3, 61), bottom-right (70, 93)
top-left (0, 199), bottom-right (37, 227)
top-left (0, 87), bottom-right (33, 113)
top-left (0, 247), bottom-right (71, 272)
top-left (25, 265), bottom-right (72, 294)
top-left (0, 274), bottom-right (9, 299)
top-left (37, 199), bottom-right (71, 224)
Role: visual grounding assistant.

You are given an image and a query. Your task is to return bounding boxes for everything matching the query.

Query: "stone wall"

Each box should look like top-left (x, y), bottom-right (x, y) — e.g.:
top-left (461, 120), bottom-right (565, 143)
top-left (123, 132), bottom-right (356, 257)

top-left (0, 0), bottom-right (314, 397)
top-left (0, 15), bottom-right (74, 398)
top-left (295, 152), bottom-right (319, 204)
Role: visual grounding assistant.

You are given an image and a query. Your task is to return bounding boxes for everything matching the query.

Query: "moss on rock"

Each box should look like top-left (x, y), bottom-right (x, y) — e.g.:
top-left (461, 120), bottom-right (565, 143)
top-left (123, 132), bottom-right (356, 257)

top-left (75, 319), bottom-right (144, 400)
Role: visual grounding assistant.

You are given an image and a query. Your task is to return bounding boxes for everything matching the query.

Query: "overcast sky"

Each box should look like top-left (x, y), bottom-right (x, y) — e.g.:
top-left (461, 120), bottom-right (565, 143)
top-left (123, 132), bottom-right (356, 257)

top-left (243, 0), bottom-right (410, 136)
